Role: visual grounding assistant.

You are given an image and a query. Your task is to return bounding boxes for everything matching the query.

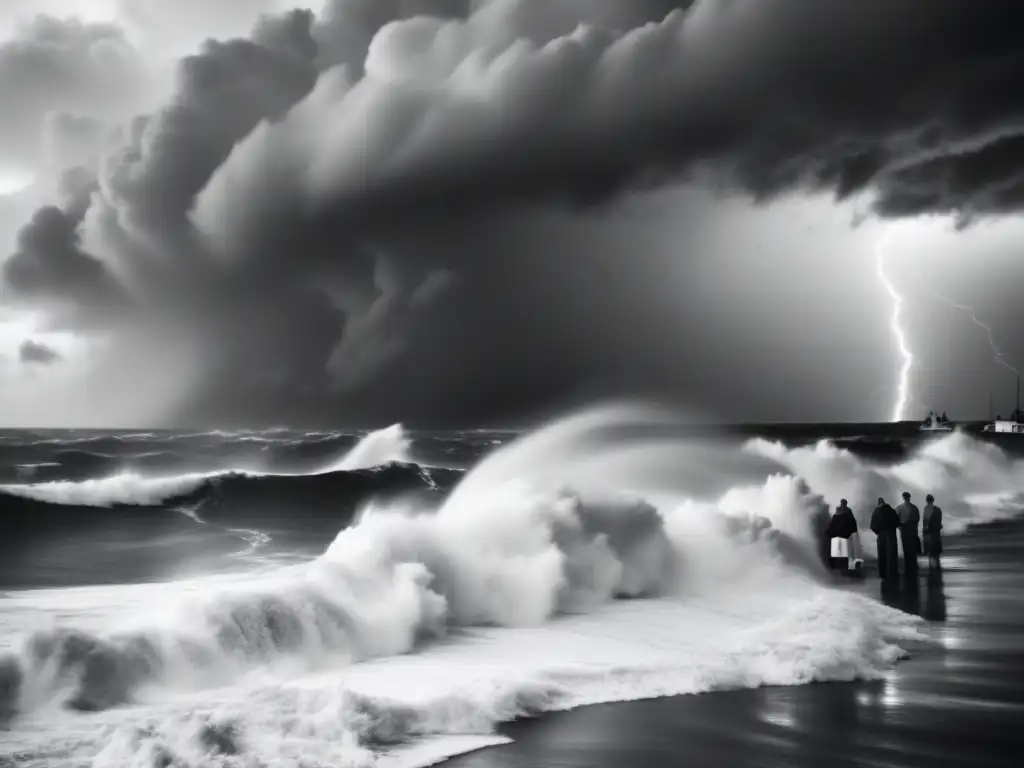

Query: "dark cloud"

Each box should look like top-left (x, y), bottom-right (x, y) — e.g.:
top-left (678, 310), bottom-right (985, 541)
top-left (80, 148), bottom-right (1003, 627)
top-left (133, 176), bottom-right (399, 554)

top-left (2, 201), bottom-right (128, 329)
top-left (0, 15), bottom-right (150, 170)
top-left (4, 0), bottom-right (1024, 426)
top-left (70, 9), bottom-right (320, 307)
top-left (0, 8), bottom-right (366, 423)
top-left (875, 133), bottom-right (1024, 226)
top-left (201, 0), bottom-right (1024, 243)
top-left (18, 339), bottom-right (60, 365)
top-left (324, 254), bottom-right (457, 392)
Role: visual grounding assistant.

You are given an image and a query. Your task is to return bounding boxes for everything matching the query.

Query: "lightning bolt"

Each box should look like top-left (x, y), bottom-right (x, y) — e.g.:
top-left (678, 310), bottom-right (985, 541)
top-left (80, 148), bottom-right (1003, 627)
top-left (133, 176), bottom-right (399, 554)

top-left (875, 234), bottom-right (914, 422)
top-left (929, 291), bottom-right (1019, 375)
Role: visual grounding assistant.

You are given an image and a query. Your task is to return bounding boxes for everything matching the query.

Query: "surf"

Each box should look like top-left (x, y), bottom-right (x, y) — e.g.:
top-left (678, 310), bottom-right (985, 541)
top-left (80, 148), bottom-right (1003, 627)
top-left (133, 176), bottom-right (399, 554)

top-left (0, 423), bottom-right (419, 508)
top-left (0, 426), bottom-right (450, 590)
top-left (748, 428), bottom-right (1024, 540)
top-left (1, 406), bottom-right (1022, 767)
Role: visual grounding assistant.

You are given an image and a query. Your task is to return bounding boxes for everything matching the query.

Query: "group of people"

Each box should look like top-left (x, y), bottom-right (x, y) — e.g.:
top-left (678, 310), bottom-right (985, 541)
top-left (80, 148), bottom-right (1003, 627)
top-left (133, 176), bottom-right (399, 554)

top-left (824, 492), bottom-right (944, 579)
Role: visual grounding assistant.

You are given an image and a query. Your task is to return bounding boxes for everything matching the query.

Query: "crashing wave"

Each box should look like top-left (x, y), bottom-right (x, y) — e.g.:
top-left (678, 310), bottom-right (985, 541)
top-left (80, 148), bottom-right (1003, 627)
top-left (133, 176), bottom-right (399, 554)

top-left (0, 425), bottom-right (448, 527)
top-left (747, 429), bottom-right (1024, 538)
top-left (2, 406), bottom-right (1021, 767)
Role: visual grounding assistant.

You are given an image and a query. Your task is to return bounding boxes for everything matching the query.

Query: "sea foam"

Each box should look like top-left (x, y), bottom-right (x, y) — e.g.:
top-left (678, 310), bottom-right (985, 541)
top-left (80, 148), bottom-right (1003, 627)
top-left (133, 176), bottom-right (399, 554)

top-left (4, 405), bottom-right (1020, 767)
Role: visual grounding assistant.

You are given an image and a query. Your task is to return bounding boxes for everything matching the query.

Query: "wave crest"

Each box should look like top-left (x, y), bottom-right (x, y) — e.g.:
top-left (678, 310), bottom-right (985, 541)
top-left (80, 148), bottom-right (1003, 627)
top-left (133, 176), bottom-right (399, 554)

top-left (6, 407), bottom-right (1022, 767)
top-left (0, 423), bottom-right (422, 510)
top-left (747, 428), bottom-right (1024, 538)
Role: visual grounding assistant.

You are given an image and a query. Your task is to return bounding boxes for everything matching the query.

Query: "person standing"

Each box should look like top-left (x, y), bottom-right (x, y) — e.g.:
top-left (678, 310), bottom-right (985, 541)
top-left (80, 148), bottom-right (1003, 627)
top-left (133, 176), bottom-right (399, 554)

top-left (922, 494), bottom-right (944, 570)
top-left (870, 496), bottom-right (900, 580)
top-left (826, 499), bottom-right (861, 574)
top-left (896, 491), bottom-right (921, 575)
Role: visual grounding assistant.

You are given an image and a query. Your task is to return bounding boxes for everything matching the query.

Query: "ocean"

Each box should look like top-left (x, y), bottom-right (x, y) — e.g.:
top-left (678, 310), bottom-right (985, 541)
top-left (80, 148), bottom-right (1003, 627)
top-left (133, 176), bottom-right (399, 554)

top-left (1, 405), bottom-right (1023, 768)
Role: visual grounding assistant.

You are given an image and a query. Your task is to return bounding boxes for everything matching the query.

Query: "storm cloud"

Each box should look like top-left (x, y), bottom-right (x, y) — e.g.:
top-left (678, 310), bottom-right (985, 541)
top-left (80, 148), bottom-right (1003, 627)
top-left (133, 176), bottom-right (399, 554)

top-left (3, 201), bottom-right (127, 329)
top-left (3, 0), bottom-right (1024, 426)
top-left (18, 338), bottom-right (60, 364)
top-left (199, 0), bottom-right (1024, 246)
top-left (0, 14), bottom-right (151, 171)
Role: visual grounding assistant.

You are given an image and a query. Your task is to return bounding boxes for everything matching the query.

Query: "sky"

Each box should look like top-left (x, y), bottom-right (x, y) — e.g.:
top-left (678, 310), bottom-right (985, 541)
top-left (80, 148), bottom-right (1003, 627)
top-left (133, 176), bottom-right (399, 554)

top-left (1, 0), bottom-right (1023, 428)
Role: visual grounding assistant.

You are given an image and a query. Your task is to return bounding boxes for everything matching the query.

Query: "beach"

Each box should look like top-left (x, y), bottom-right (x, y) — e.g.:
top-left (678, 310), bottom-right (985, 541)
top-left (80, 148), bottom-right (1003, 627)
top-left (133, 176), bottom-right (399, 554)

top-left (450, 519), bottom-right (1024, 768)
top-left (2, 422), bottom-right (1023, 767)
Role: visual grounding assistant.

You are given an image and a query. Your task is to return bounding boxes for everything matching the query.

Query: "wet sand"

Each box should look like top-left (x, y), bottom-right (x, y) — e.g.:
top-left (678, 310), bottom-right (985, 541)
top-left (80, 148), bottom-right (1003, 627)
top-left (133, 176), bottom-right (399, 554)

top-left (449, 520), bottom-right (1024, 768)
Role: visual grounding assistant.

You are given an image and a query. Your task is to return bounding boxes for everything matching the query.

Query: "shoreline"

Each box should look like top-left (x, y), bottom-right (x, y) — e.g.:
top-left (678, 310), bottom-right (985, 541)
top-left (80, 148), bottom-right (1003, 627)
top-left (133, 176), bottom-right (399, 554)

top-left (443, 520), bottom-right (1024, 768)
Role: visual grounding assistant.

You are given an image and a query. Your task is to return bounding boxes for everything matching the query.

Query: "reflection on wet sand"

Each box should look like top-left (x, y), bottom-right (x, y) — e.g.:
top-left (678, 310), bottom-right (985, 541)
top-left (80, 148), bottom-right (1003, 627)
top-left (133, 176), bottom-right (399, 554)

top-left (879, 567), bottom-right (947, 622)
top-left (923, 570), bottom-right (948, 621)
top-left (450, 522), bottom-right (1024, 768)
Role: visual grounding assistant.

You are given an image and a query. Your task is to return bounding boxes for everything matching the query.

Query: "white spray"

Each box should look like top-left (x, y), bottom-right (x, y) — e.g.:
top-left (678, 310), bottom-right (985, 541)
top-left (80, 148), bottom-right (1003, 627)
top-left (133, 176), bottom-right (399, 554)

top-left (8, 403), bottom-right (1023, 768)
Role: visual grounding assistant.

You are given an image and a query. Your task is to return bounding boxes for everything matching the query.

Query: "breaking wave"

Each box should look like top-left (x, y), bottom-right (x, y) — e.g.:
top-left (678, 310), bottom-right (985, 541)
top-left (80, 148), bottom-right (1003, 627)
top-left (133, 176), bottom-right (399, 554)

top-left (0, 464), bottom-right (453, 513)
top-left (322, 423), bottom-right (413, 472)
top-left (1, 407), bottom-right (1022, 766)
top-left (0, 424), bottom-right (448, 526)
top-left (0, 425), bottom-right (419, 485)
top-left (747, 429), bottom-right (1024, 539)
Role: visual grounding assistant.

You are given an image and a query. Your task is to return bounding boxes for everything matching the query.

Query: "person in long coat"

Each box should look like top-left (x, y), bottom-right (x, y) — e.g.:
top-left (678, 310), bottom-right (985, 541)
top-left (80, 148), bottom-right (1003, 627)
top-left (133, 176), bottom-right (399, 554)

top-left (895, 491), bottom-right (921, 575)
top-left (870, 496), bottom-right (900, 580)
top-left (922, 493), bottom-right (944, 570)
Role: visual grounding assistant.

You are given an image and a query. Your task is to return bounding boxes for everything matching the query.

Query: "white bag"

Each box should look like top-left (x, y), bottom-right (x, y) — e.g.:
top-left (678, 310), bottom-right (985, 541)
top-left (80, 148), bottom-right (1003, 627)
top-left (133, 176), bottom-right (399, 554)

top-left (830, 537), bottom-right (849, 558)
top-left (847, 532), bottom-right (864, 569)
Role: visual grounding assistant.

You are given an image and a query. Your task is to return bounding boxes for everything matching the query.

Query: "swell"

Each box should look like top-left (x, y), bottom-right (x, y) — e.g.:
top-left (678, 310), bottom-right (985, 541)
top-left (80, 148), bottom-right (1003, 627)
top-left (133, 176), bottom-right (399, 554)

top-left (0, 428), bottom-right (963, 486)
top-left (0, 424), bottom-right (428, 591)
top-left (2, 414), bottom-right (1022, 761)
top-left (0, 463), bottom-right (460, 534)
top-left (172, 463), bottom-right (461, 528)
top-left (0, 433), bottom-right (368, 484)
